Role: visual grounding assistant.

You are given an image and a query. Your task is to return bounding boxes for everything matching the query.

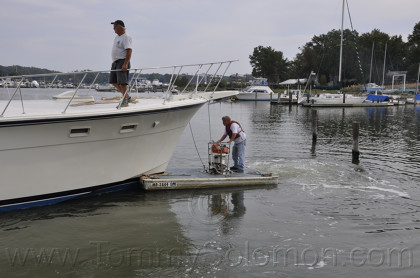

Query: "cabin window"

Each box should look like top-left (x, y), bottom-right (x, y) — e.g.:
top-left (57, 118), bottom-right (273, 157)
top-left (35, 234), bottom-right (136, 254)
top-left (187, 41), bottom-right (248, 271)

top-left (120, 123), bottom-right (138, 134)
top-left (69, 127), bottom-right (90, 137)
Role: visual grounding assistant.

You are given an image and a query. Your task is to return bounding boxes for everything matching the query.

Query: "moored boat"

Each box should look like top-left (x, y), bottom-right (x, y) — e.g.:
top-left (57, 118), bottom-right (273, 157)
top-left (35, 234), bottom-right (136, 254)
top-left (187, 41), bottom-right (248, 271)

top-left (301, 93), bottom-right (394, 107)
top-left (235, 85), bottom-right (278, 101)
top-left (0, 61), bottom-right (238, 210)
top-left (301, 93), bottom-right (366, 107)
top-left (406, 94), bottom-right (420, 104)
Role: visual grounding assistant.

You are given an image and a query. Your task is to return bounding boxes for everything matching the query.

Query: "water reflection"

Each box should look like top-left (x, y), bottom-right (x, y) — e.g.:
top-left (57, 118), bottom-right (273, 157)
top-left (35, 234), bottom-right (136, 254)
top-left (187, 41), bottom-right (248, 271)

top-left (209, 192), bottom-right (246, 234)
top-left (0, 189), bottom-right (196, 277)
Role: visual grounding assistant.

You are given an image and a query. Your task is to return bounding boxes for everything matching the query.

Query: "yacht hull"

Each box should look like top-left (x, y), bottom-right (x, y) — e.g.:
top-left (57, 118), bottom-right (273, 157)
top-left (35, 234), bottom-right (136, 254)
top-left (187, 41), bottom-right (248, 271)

top-left (0, 101), bottom-right (205, 210)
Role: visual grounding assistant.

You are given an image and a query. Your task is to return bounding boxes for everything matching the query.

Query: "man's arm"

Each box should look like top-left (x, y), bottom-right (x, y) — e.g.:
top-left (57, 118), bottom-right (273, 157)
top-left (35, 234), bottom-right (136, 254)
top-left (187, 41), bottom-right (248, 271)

top-left (122, 48), bottom-right (132, 71)
top-left (217, 134), bottom-right (228, 143)
top-left (227, 133), bottom-right (237, 144)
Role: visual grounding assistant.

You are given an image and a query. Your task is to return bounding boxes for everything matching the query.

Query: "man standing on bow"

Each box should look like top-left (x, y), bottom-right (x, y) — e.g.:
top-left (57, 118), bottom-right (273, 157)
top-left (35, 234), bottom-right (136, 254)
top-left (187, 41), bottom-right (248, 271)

top-left (217, 116), bottom-right (247, 173)
top-left (110, 20), bottom-right (133, 107)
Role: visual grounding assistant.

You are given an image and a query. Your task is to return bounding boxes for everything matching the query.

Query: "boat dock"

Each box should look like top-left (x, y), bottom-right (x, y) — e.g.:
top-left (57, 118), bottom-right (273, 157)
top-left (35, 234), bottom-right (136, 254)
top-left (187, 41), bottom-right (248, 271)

top-left (301, 101), bottom-right (394, 107)
top-left (141, 168), bottom-right (278, 190)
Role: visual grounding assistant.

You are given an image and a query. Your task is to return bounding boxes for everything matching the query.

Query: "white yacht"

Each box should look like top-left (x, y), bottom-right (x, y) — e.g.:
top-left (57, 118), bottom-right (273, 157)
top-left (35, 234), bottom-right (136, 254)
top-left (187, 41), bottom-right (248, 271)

top-left (236, 86), bottom-right (278, 101)
top-left (0, 61), bottom-right (238, 210)
top-left (301, 93), bottom-right (365, 106)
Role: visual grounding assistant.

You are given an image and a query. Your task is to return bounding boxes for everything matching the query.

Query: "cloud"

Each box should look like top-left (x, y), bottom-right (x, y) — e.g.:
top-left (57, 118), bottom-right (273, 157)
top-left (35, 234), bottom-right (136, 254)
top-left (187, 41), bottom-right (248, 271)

top-left (1, 0), bottom-right (419, 74)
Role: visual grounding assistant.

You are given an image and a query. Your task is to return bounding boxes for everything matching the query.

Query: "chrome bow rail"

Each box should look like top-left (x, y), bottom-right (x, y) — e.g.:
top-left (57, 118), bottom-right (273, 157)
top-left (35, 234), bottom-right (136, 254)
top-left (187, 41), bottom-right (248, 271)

top-left (0, 60), bottom-right (238, 117)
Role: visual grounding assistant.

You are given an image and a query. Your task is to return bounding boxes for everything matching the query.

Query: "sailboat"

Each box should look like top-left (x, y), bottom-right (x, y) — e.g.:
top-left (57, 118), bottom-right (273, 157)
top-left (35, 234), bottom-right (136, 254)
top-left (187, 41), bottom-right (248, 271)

top-left (302, 0), bottom-right (393, 107)
top-left (361, 42), bottom-right (384, 93)
top-left (302, 0), bottom-right (370, 107)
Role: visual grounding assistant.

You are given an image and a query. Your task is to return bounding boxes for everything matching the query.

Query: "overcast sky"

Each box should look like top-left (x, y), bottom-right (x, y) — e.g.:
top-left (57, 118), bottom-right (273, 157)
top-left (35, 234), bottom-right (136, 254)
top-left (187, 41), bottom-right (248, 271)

top-left (1, 0), bottom-right (419, 75)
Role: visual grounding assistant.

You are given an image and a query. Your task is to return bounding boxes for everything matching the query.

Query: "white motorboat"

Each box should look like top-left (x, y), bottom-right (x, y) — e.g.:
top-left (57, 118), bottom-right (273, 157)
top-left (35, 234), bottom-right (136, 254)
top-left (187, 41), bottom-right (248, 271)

top-left (406, 94), bottom-right (420, 104)
top-left (235, 86), bottom-right (278, 101)
top-left (0, 60), bottom-right (238, 210)
top-left (96, 83), bottom-right (116, 92)
top-left (361, 83), bottom-right (384, 93)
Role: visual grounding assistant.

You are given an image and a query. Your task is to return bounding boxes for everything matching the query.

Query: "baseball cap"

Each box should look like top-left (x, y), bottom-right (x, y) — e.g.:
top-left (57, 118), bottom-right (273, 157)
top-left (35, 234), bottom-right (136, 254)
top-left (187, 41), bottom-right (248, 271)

top-left (111, 20), bottom-right (125, 27)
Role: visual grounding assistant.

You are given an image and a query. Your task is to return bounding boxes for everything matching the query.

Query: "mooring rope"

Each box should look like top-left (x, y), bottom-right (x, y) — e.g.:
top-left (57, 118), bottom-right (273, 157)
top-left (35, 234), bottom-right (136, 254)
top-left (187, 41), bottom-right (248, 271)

top-left (207, 101), bottom-right (212, 140)
top-left (189, 122), bottom-right (206, 169)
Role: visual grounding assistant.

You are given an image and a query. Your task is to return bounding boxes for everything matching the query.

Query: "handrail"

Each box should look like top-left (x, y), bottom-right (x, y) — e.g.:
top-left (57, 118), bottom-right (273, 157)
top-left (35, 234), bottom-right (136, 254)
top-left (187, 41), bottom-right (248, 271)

top-left (0, 60), bottom-right (239, 116)
top-left (62, 72), bottom-right (88, 114)
top-left (0, 60), bottom-right (239, 80)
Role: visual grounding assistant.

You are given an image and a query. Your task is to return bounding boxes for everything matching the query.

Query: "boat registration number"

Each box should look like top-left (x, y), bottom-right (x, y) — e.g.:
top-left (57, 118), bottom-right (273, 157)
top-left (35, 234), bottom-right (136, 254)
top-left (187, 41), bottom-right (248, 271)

top-left (151, 181), bottom-right (177, 188)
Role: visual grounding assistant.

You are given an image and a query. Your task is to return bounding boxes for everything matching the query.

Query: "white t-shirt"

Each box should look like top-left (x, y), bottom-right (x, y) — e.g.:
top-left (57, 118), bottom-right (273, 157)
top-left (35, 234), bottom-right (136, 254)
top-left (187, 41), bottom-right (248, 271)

top-left (224, 122), bottom-right (246, 144)
top-left (111, 33), bottom-right (133, 62)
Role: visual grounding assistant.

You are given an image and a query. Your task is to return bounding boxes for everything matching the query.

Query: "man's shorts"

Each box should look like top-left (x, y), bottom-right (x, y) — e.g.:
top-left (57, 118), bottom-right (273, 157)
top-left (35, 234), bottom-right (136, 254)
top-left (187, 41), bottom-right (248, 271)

top-left (109, 59), bottom-right (130, 85)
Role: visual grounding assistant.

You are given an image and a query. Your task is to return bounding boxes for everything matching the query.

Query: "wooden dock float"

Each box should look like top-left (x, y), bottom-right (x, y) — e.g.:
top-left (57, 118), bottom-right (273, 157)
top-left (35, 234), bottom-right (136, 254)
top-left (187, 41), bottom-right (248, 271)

top-left (140, 168), bottom-right (278, 190)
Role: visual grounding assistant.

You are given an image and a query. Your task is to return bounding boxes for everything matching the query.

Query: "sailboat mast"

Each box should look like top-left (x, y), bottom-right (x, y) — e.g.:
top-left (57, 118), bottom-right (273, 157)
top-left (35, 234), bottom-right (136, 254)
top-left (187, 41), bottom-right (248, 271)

top-left (382, 42), bottom-right (387, 88)
top-left (338, 0), bottom-right (345, 84)
top-left (369, 42), bottom-right (374, 83)
top-left (416, 63), bottom-right (420, 94)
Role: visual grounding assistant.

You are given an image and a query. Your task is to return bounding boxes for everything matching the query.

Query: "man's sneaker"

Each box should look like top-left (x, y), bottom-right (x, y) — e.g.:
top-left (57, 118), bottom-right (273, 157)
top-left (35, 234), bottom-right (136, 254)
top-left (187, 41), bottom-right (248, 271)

top-left (235, 168), bottom-right (244, 173)
top-left (127, 96), bottom-right (136, 103)
top-left (230, 166), bottom-right (238, 171)
top-left (117, 98), bottom-right (129, 108)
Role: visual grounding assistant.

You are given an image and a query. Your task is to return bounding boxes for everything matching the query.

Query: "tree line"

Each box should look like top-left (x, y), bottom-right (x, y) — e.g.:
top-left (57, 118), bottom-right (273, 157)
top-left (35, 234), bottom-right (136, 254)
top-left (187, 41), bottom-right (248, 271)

top-left (250, 21), bottom-right (420, 86)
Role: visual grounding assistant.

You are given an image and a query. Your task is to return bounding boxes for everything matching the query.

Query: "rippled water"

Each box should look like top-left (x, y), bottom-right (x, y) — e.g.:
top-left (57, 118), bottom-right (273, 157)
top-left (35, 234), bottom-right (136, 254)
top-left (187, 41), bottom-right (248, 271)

top-left (1, 96), bottom-right (420, 277)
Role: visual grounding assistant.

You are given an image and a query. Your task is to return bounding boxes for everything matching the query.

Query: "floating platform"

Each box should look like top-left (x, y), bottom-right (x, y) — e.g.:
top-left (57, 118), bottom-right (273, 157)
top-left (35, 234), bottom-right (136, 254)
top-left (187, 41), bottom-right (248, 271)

top-left (140, 168), bottom-right (278, 190)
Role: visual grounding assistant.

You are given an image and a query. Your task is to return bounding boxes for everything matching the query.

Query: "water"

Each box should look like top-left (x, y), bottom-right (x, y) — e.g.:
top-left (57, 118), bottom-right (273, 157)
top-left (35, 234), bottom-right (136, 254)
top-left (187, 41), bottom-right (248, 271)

top-left (1, 97), bottom-right (420, 277)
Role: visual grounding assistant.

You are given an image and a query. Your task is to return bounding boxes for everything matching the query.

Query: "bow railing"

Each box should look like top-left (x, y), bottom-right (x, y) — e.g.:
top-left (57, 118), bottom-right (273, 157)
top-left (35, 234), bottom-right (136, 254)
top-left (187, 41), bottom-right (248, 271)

top-left (0, 60), bottom-right (238, 117)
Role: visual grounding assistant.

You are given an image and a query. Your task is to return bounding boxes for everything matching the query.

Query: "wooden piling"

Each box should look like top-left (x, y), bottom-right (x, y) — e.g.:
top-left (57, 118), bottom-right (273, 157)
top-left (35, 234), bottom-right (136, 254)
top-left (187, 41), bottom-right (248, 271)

top-left (289, 92), bottom-right (292, 105)
top-left (312, 110), bottom-right (317, 142)
top-left (343, 92), bottom-right (346, 104)
top-left (352, 122), bottom-right (360, 163)
top-left (277, 91), bottom-right (281, 104)
top-left (270, 92), bottom-right (273, 102)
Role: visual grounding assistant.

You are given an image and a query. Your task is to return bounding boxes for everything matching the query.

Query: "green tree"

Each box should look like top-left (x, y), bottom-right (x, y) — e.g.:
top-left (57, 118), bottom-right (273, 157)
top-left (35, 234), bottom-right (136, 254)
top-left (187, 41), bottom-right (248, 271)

top-left (219, 78), bottom-right (227, 89)
top-left (292, 29), bottom-right (362, 85)
top-left (249, 46), bottom-right (288, 83)
top-left (358, 29), bottom-right (390, 84)
top-left (407, 21), bottom-right (420, 79)
top-left (358, 29), bottom-right (407, 83)
top-left (175, 76), bottom-right (189, 88)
